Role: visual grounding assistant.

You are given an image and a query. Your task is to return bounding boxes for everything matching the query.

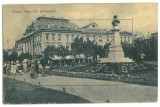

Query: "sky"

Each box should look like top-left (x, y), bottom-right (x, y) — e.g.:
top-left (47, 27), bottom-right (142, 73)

top-left (3, 3), bottom-right (158, 49)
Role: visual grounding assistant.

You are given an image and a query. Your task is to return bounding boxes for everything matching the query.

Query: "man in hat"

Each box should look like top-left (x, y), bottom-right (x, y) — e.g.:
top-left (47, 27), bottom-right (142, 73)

top-left (34, 60), bottom-right (39, 77)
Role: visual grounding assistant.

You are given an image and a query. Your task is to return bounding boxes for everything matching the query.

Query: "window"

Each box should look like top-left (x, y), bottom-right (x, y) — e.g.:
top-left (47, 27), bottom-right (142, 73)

top-left (66, 45), bottom-right (69, 49)
top-left (93, 35), bottom-right (96, 41)
top-left (122, 66), bottom-right (128, 73)
top-left (46, 33), bottom-right (49, 40)
top-left (112, 37), bottom-right (114, 44)
top-left (99, 36), bottom-right (102, 42)
top-left (37, 36), bottom-right (38, 42)
top-left (58, 34), bottom-right (61, 41)
top-left (124, 37), bottom-right (126, 41)
top-left (77, 35), bottom-right (80, 38)
top-left (128, 37), bottom-right (130, 43)
top-left (58, 45), bottom-right (62, 48)
top-left (66, 34), bottom-right (69, 41)
top-left (52, 45), bottom-right (55, 48)
top-left (92, 24), bottom-right (95, 28)
top-left (39, 36), bottom-right (41, 41)
top-left (39, 45), bottom-right (42, 52)
top-left (66, 42), bottom-right (70, 49)
top-left (71, 35), bottom-right (74, 41)
top-left (45, 44), bottom-right (49, 49)
top-left (107, 36), bottom-right (109, 42)
top-left (34, 37), bottom-right (36, 42)
top-left (52, 34), bottom-right (55, 40)
top-left (48, 23), bottom-right (51, 29)
top-left (86, 35), bottom-right (90, 40)
top-left (38, 25), bottom-right (41, 29)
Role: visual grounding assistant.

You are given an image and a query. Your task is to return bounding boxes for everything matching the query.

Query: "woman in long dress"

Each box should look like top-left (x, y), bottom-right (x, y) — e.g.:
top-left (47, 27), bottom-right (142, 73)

top-left (23, 59), bottom-right (28, 73)
top-left (11, 61), bottom-right (14, 74)
top-left (13, 63), bottom-right (17, 75)
top-left (30, 61), bottom-right (37, 79)
top-left (40, 57), bottom-right (47, 77)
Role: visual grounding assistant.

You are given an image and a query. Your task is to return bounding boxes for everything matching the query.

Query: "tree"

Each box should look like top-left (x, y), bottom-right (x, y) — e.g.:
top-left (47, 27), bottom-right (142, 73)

top-left (18, 52), bottom-right (32, 62)
top-left (103, 42), bottom-right (110, 58)
top-left (121, 42), bottom-right (133, 58)
top-left (96, 45), bottom-right (105, 58)
top-left (71, 37), bottom-right (84, 63)
top-left (83, 39), bottom-right (95, 63)
top-left (149, 36), bottom-right (158, 61)
top-left (58, 46), bottom-right (70, 65)
top-left (3, 50), bottom-right (9, 62)
top-left (121, 35), bottom-right (158, 62)
top-left (9, 51), bottom-right (18, 62)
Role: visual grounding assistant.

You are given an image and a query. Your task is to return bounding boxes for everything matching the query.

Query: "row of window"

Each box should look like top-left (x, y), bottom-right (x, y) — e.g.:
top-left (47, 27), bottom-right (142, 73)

top-left (45, 33), bottom-right (131, 43)
top-left (46, 34), bottom-right (62, 41)
top-left (45, 44), bottom-right (70, 49)
top-left (45, 33), bottom-right (80, 41)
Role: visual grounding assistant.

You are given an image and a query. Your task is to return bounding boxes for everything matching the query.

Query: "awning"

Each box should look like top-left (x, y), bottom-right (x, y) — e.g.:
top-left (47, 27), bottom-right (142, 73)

top-left (75, 54), bottom-right (85, 58)
top-left (65, 55), bottom-right (74, 59)
top-left (52, 55), bottom-right (63, 60)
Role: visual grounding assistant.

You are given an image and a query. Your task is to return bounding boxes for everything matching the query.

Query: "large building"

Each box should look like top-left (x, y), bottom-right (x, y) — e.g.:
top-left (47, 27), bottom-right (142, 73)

top-left (17, 16), bottom-right (133, 56)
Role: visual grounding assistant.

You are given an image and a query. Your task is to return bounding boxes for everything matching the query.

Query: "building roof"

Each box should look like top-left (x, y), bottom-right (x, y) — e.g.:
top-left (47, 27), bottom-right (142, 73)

top-left (151, 32), bottom-right (158, 36)
top-left (119, 31), bottom-right (132, 36)
top-left (19, 16), bottom-right (132, 42)
top-left (36, 16), bottom-right (69, 21)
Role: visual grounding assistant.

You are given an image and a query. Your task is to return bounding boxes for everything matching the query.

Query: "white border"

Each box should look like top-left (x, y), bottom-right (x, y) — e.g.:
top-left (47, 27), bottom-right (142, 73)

top-left (0, 0), bottom-right (159, 107)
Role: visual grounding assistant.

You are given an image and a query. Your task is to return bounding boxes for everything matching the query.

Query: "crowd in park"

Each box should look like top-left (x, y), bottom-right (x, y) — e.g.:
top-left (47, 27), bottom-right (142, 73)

top-left (3, 54), bottom-right (158, 86)
top-left (3, 56), bottom-right (53, 79)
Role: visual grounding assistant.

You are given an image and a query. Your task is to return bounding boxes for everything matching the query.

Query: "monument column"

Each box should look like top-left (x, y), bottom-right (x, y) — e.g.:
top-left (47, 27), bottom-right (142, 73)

top-left (100, 15), bottom-right (132, 63)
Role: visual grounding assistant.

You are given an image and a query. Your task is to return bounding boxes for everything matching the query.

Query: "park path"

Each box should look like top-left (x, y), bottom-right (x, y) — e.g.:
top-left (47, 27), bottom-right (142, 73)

top-left (5, 73), bottom-right (157, 103)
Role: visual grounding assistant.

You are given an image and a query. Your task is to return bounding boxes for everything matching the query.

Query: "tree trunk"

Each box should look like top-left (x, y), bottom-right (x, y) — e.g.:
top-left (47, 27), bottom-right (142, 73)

top-left (88, 57), bottom-right (89, 64)
top-left (63, 59), bottom-right (65, 66)
top-left (73, 58), bottom-right (75, 63)
top-left (83, 58), bottom-right (85, 63)
top-left (92, 58), bottom-right (93, 62)
top-left (59, 60), bottom-right (61, 66)
top-left (79, 54), bottom-right (80, 64)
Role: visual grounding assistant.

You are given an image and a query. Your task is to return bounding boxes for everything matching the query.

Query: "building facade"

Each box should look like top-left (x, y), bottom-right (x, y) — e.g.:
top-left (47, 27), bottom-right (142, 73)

top-left (17, 16), bottom-right (133, 56)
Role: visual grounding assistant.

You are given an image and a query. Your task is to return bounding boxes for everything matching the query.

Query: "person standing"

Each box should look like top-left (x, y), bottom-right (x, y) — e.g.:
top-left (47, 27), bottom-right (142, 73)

top-left (35, 60), bottom-right (39, 77)
top-left (3, 61), bottom-right (7, 74)
top-left (40, 56), bottom-right (47, 77)
top-left (6, 61), bottom-right (11, 77)
top-left (16, 60), bottom-right (20, 74)
top-left (11, 61), bottom-right (16, 75)
top-left (13, 62), bottom-right (17, 75)
top-left (30, 60), bottom-right (37, 79)
top-left (23, 59), bottom-right (28, 73)
top-left (49, 56), bottom-right (53, 76)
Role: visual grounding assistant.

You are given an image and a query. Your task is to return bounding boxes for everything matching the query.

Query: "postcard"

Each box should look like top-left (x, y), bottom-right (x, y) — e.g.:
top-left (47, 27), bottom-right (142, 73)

top-left (2, 3), bottom-right (158, 104)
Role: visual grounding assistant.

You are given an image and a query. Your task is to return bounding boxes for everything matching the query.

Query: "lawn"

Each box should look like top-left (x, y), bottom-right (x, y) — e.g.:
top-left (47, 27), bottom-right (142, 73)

top-left (3, 77), bottom-right (90, 104)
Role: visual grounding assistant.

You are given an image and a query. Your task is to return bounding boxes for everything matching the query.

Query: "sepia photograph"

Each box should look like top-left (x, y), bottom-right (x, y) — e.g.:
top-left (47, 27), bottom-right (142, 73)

top-left (2, 3), bottom-right (158, 104)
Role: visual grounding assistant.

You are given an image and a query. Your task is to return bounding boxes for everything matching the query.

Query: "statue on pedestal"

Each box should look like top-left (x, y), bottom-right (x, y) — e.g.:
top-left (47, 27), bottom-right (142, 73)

top-left (112, 15), bottom-right (120, 27)
top-left (100, 15), bottom-right (132, 63)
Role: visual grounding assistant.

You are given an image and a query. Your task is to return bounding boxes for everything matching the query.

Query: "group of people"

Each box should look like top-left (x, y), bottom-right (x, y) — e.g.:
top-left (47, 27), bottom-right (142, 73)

top-left (3, 56), bottom-right (54, 79)
top-left (3, 60), bottom-right (23, 76)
